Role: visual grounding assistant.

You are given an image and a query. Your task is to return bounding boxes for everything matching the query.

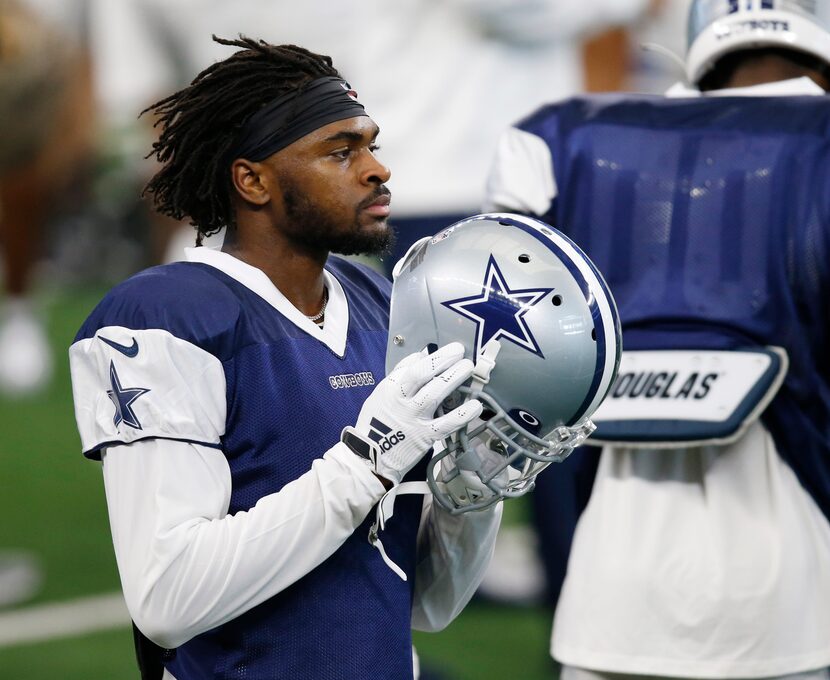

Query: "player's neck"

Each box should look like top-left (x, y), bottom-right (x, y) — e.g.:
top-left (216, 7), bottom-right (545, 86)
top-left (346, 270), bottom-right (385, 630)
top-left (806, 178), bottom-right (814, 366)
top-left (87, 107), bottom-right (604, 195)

top-left (222, 227), bottom-right (328, 317)
top-left (718, 58), bottom-right (829, 91)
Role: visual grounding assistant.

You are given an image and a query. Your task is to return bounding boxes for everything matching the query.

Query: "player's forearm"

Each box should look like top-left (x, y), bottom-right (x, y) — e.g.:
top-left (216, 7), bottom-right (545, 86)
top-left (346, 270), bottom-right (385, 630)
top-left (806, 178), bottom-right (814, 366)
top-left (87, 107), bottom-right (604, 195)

top-left (411, 499), bottom-right (502, 632)
top-left (104, 439), bottom-right (385, 648)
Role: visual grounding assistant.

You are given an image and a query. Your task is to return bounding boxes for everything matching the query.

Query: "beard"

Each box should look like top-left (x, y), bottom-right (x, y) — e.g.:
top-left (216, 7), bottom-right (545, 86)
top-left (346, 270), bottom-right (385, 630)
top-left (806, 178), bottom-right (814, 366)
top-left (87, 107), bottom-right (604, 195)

top-left (280, 181), bottom-right (395, 257)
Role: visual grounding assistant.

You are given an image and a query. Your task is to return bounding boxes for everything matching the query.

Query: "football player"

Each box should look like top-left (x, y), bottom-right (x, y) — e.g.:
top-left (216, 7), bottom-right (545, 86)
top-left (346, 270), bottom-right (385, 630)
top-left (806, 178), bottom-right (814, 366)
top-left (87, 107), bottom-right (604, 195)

top-left (485, 1), bottom-right (830, 679)
top-left (69, 36), bottom-right (498, 680)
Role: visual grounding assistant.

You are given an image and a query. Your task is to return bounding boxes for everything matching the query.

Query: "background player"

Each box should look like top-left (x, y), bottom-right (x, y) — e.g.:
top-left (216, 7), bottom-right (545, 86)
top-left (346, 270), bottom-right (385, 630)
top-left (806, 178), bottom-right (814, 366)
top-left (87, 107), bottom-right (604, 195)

top-left (0, 0), bottom-right (93, 396)
top-left (485, 1), bottom-right (830, 678)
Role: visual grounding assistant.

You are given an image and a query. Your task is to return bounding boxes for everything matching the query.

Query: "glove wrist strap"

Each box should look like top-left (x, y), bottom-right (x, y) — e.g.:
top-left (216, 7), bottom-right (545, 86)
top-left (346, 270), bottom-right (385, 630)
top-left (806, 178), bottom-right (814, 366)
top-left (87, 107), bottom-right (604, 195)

top-left (341, 426), bottom-right (377, 462)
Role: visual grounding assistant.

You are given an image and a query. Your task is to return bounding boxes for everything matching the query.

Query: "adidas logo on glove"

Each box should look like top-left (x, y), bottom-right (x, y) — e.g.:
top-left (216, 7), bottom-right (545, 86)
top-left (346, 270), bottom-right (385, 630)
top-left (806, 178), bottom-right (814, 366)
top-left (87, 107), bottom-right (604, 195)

top-left (340, 342), bottom-right (482, 489)
top-left (367, 417), bottom-right (406, 452)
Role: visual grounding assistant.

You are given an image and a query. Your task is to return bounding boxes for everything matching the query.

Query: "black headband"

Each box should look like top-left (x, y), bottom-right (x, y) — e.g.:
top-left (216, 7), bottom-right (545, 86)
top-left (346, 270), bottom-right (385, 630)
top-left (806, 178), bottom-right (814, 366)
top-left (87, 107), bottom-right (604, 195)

top-left (230, 76), bottom-right (367, 162)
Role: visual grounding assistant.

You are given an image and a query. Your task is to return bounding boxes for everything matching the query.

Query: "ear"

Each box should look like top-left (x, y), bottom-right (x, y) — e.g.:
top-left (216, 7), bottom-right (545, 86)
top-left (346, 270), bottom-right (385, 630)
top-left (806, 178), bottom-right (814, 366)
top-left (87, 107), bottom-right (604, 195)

top-left (230, 158), bottom-right (272, 206)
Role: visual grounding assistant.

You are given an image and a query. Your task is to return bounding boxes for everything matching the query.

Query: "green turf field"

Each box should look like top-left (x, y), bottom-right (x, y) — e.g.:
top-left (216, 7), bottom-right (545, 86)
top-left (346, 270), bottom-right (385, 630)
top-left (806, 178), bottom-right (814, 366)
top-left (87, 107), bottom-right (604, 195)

top-left (0, 287), bottom-right (559, 680)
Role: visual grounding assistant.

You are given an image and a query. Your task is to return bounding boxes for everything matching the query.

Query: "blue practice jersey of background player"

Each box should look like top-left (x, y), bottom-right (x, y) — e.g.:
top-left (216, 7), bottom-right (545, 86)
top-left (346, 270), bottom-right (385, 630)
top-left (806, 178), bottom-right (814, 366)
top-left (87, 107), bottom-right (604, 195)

top-left (495, 91), bottom-right (830, 520)
top-left (70, 251), bottom-right (428, 679)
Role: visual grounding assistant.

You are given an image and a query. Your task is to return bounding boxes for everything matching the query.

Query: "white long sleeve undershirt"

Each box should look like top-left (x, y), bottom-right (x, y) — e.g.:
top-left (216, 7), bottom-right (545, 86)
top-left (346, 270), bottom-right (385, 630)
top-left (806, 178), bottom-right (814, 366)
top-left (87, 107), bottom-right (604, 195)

top-left (102, 437), bottom-right (501, 650)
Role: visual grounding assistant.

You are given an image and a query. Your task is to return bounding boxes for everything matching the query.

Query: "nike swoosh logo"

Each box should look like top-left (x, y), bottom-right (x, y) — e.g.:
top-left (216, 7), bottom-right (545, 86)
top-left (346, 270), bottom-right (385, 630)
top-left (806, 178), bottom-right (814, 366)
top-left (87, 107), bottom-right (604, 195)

top-left (99, 335), bottom-right (139, 358)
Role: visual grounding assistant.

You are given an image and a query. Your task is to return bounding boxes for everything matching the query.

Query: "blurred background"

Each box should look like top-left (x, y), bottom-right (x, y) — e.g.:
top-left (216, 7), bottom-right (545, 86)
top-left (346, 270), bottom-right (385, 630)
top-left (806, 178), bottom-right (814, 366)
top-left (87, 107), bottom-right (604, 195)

top-left (0, 0), bottom-right (688, 677)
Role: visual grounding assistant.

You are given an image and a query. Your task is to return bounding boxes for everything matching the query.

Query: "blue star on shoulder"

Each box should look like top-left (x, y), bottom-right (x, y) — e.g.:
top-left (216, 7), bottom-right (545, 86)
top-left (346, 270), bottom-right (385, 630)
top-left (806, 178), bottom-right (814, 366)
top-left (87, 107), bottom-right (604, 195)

top-left (442, 255), bottom-right (553, 358)
top-left (106, 361), bottom-right (150, 430)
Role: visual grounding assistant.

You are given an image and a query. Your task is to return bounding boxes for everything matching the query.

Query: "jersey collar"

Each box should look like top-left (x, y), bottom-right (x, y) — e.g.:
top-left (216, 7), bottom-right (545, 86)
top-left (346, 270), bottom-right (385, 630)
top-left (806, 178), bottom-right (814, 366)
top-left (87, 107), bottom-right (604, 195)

top-left (183, 246), bottom-right (349, 358)
top-left (666, 76), bottom-right (826, 99)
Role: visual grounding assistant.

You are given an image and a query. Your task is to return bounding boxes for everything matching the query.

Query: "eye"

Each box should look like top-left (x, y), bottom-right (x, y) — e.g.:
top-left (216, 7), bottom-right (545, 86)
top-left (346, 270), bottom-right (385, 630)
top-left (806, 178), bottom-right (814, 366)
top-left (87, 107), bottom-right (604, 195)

top-left (331, 148), bottom-right (352, 160)
top-left (369, 144), bottom-right (381, 153)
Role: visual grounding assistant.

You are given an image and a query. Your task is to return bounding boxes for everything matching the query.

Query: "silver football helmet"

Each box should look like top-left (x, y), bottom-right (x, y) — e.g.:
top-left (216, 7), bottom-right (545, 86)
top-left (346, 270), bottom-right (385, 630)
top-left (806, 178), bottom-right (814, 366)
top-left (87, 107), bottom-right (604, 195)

top-left (386, 214), bottom-right (621, 513)
top-left (686, 0), bottom-right (830, 85)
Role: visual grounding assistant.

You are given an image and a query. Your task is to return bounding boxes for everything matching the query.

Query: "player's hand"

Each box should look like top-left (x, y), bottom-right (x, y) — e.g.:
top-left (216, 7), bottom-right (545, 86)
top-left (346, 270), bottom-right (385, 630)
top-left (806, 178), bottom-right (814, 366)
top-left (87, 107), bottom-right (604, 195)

top-left (341, 342), bottom-right (482, 486)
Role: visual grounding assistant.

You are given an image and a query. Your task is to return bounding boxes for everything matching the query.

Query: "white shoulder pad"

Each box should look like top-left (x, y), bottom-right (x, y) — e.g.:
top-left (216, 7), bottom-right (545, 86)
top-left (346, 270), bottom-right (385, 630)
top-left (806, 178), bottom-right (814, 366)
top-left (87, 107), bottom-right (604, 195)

top-left (483, 127), bottom-right (557, 216)
top-left (69, 326), bottom-right (226, 455)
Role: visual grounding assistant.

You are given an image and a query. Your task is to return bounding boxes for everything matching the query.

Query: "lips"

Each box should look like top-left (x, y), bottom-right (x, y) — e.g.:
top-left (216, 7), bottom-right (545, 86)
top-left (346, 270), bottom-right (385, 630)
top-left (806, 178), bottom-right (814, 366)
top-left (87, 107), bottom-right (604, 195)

top-left (363, 191), bottom-right (391, 218)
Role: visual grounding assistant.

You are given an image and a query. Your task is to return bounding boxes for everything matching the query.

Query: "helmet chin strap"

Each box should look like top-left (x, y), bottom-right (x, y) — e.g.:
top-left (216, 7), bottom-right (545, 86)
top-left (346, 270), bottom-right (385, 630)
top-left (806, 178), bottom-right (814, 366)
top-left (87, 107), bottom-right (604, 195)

top-left (368, 340), bottom-right (504, 580)
top-left (368, 480), bottom-right (431, 580)
top-left (471, 339), bottom-right (501, 389)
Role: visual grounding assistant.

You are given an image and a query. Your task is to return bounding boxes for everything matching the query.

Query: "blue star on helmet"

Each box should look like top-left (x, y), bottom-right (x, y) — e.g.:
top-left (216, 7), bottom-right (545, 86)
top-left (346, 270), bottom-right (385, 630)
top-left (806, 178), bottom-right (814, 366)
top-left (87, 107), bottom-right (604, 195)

top-left (442, 255), bottom-right (553, 358)
top-left (106, 361), bottom-right (150, 430)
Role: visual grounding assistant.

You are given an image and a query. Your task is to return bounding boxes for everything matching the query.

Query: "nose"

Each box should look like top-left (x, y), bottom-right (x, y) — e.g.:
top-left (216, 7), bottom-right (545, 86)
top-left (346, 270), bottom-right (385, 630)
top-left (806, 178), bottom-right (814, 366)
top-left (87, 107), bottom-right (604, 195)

top-left (361, 152), bottom-right (391, 185)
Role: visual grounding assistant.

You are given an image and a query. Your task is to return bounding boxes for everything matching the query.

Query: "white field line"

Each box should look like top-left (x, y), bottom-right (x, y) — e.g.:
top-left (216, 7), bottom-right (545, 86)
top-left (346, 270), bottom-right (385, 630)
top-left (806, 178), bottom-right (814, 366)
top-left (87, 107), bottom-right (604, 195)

top-left (0, 591), bottom-right (130, 647)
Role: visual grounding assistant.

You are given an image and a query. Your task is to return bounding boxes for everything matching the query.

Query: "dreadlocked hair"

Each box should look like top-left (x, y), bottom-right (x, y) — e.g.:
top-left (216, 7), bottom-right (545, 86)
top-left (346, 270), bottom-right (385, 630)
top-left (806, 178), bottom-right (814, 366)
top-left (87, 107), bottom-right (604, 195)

top-left (141, 35), bottom-right (340, 245)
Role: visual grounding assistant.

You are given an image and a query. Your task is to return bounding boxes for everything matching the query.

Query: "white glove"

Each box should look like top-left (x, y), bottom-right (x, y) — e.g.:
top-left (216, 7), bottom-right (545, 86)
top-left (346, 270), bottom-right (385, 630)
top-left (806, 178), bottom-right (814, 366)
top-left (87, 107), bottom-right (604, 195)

top-left (341, 342), bottom-right (483, 486)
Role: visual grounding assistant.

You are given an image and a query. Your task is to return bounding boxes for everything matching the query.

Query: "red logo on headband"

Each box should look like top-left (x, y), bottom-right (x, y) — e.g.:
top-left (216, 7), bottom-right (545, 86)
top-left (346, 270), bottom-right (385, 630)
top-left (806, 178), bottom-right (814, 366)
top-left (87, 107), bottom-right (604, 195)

top-left (340, 82), bottom-right (359, 102)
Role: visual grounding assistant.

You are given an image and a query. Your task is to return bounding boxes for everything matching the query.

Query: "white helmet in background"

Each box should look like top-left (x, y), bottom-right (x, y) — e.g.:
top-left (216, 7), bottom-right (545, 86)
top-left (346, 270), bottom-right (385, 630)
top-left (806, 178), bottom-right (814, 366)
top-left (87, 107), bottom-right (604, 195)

top-left (686, 0), bottom-right (830, 86)
top-left (387, 214), bottom-right (621, 513)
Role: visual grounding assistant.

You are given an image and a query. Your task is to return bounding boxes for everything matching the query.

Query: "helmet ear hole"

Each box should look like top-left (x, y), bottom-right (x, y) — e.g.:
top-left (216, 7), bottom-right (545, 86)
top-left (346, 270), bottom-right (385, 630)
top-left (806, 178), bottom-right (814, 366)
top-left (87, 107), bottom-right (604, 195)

top-left (518, 253), bottom-right (531, 264)
top-left (552, 295), bottom-right (563, 306)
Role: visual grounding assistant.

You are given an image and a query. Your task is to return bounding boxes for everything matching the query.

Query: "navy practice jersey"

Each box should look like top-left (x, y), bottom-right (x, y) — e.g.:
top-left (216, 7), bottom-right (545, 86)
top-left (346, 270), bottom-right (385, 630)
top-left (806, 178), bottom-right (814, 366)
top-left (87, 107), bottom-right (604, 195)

top-left (70, 255), bottom-right (425, 679)
top-left (511, 93), bottom-right (830, 520)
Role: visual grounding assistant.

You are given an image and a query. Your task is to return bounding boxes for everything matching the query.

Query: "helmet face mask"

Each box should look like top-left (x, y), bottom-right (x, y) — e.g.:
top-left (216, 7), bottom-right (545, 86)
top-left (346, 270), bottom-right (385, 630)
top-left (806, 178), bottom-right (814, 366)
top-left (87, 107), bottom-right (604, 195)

top-left (387, 213), bottom-right (621, 513)
top-left (686, 0), bottom-right (830, 86)
top-left (427, 385), bottom-right (598, 513)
